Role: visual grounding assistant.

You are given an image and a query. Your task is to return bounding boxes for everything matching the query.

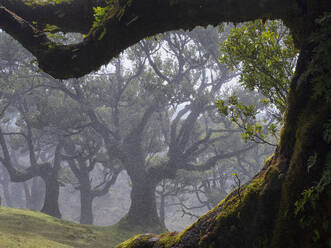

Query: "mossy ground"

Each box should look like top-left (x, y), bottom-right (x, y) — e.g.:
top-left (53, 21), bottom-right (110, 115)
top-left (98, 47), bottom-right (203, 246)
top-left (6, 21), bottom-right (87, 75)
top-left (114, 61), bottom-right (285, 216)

top-left (0, 206), bottom-right (146, 248)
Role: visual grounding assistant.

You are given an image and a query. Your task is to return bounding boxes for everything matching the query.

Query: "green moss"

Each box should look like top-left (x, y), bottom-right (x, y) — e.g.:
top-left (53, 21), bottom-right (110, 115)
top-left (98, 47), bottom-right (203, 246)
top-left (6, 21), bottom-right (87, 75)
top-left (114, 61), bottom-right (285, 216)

top-left (116, 234), bottom-right (151, 248)
top-left (23, 0), bottom-right (71, 6)
top-left (264, 154), bottom-right (274, 166)
top-left (116, 230), bottom-right (180, 248)
top-left (89, 0), bottom-right (133, 36)
top-left (158, 232), bottom-right (180, 248)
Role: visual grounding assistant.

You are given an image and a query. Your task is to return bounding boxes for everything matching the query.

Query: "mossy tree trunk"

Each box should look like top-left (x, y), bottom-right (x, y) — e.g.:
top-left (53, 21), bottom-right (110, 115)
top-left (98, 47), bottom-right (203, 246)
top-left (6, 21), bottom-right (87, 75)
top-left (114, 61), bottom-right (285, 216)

top-left (116, 11), bottom-right (331, 248)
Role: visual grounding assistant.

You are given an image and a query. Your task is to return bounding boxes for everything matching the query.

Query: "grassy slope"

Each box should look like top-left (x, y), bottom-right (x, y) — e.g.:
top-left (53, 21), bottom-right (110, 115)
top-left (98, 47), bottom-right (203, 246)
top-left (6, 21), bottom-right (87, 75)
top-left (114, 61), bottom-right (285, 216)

top-left (0, 206), bottom-right (143, 248)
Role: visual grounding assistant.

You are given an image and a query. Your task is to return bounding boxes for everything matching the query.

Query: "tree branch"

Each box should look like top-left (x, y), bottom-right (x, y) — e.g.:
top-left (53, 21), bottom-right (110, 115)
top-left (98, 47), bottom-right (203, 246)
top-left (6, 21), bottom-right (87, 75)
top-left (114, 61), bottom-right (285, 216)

top-left (182, 145), bottom-right (255, 172)
top-left (0, 0), bottom-right (296, 79)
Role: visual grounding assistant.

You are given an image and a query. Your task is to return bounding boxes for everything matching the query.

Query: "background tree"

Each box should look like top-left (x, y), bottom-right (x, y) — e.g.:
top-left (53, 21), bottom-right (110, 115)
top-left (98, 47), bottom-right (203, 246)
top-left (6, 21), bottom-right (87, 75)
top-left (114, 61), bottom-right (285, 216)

top-left (38, 27), bottom-right (257, 230)
top-left (156, 143), bottom-right (272, 222)
top-left (62, 127), bottom-right (122, 224)
top-left (0, 38), bottom-right (65, 217)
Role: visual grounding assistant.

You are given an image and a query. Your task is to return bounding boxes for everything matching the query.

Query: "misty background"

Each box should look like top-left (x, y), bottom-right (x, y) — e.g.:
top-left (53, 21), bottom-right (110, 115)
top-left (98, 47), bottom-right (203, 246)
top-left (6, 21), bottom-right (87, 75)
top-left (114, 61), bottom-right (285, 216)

top-left (0, 25), bottom-right (278, 231)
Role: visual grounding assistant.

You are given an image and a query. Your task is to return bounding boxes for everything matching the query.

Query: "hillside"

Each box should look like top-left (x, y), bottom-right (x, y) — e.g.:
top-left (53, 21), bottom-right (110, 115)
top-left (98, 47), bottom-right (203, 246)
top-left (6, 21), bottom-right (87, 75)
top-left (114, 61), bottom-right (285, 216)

top-left (0, 206), bottom-right (144, 248)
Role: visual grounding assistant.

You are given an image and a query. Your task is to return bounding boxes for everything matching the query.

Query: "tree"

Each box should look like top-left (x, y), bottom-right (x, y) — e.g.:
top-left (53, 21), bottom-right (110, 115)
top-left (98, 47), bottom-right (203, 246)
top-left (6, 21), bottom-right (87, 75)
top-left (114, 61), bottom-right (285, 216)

top-left (220, 20), bottom-right (297, 114)
top-left (217, 20), bottom-right (298, 145)
top-left (0, 41), bottom-right (65, 218)
top-left (0, 126), bottom-right (64, 218)
top-left (1, 1), bottom-right (331, 247)
top-left (0, 33), bottom-right (91, 218)
top-left (62, 127), bottom-right (122, 224)
top-left (45, 28), bottom-right (253, 230)
top-left (156, 144), bottom-right (272, 223)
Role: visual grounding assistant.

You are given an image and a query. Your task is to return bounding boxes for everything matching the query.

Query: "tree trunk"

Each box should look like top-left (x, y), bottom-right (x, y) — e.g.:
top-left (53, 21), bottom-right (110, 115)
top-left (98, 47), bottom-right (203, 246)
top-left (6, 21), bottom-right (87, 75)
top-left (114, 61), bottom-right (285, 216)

top-left (125, 176), bottom-right (164, 231)
top-left (2, 182), bottom-right (12, 207)
top-left (24, 177), bottom-right (45, 210)
top-left (1, 174), bottom-right (13, 207)
top-left (40, 169), bottom-right (61, 218)
top-left (30, 177), bottom-right (45, 210)
top-left (23, 182), bottom-right (32, 209)
top-left (80, 188), bottom-right (94, 225)
top-left (159, 193), bottom-right (166, 226)
top-left (10, 183), bottom-right (25, 208)
top-left (116, 12), bottom-right (331, 248)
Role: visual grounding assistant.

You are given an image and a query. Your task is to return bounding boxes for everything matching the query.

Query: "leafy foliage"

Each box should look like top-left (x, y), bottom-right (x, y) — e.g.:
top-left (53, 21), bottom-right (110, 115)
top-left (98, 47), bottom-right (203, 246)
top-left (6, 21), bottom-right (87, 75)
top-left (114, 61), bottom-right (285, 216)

top-left (217, 20), bottom-right (298, 145)
top-left (219, 20), bottom-right (297, 113)
top-left (92, 0), bottom-right (133, 29)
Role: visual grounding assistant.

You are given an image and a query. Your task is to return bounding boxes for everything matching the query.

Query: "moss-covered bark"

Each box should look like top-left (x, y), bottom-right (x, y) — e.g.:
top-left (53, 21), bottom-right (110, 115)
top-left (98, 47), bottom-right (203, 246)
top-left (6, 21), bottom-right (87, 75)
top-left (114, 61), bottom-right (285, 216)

top-left (1, 0), bottom-right (99, 33)
top-left (0, 0), bottom-right (300, 79)
top-left (116, 10), bottom-right (331, 248)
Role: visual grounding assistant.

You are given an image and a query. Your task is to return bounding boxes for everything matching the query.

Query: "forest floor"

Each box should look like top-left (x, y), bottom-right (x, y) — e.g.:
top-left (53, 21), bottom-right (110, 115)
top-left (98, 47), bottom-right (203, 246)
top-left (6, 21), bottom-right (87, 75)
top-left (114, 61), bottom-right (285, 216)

top-left (0, 206), bottom-right (144, 248)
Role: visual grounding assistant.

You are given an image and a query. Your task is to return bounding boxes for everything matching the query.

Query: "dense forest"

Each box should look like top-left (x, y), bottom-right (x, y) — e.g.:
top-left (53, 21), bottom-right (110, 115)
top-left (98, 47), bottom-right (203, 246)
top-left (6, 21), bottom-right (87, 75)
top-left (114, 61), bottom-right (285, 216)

top-left (0, 0), bottom-right (330, 248)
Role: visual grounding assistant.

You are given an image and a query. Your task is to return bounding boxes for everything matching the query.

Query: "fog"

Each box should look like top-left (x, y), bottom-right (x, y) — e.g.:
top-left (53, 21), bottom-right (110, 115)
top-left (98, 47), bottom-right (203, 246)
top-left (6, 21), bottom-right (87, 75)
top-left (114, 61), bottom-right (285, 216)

top-left (0, 25), bottom-right (276, 232)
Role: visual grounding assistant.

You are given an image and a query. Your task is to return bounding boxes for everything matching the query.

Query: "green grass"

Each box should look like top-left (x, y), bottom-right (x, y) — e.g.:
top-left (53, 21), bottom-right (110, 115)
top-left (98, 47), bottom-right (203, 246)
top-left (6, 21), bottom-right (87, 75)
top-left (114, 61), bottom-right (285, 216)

top-left (0, 206), bottom-right (144, 248)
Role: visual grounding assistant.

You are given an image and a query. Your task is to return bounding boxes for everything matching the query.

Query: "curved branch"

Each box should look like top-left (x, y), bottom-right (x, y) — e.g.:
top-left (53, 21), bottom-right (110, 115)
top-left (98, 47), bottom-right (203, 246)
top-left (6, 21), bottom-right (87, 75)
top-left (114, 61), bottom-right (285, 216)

top-left (92, 167), bottom-right (121, 197)
top-left (182, 145), bottom-right (255, 172)
top-left (0, 0), bottom-right (295, 79)
top-left (0, 128), bottom-right (37, 182)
